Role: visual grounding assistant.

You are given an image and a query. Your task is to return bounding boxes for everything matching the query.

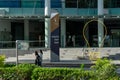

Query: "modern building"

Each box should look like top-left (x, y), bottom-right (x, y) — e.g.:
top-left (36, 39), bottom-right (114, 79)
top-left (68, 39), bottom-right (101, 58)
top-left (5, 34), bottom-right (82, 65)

top-left (0, 0), bottom-right (120, 49)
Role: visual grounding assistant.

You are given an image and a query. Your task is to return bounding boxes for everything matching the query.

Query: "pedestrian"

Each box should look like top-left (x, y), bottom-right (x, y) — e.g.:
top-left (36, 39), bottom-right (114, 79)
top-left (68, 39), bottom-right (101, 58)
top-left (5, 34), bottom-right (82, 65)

top-left (39, 49), bottom-right (43, 65)
top-left (34, 51), bottom-right (41, 66)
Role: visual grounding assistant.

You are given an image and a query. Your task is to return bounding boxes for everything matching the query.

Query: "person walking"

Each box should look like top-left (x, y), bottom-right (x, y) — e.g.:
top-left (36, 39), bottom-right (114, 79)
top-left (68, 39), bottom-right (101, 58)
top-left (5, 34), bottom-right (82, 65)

top-left (39, 49), bottom-right (43, 65)
top-left (34, 51), bottom-right (41, 66)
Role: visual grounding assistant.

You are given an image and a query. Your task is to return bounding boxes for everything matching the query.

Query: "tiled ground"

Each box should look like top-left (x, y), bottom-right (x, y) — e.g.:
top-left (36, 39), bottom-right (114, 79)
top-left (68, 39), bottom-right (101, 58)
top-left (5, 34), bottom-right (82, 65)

top-left (4, 48), bottom-right (120, 64)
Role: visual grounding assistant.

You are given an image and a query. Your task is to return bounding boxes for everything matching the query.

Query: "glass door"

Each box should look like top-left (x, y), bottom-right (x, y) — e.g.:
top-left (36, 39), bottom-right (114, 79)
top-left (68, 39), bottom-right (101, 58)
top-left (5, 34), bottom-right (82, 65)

top-left (111, 29), bottom-right (120, 47)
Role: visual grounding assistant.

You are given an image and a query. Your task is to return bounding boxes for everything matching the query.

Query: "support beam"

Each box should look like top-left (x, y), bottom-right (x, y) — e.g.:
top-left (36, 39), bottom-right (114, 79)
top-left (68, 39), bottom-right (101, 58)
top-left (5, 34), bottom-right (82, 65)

top-left (24, 20), bottom-right (29, 40)
top-left (45, 0), bottom-right (51, 48)
top-left (98, 18), bottom-right (104, 47)
top-left (61, 18), bottom-right (66, 47)
top-left (98, 0), bottom-right (104, 47)
top-left (61, 0), bottom-right (65, 8)
top-left (98, 0), bottom-right (103, 15)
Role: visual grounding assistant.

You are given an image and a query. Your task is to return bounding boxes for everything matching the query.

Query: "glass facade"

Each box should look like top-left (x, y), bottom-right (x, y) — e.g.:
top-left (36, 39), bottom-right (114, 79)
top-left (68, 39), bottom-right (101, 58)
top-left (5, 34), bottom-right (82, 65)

top-left (0, 0), bottom-right (120, 48)
top-left (65, 0), bottom-right (97, 8)
top-left (0, 0), bottom-right (61, 8)
top-left (104, 0), bottom-right (120, 8)
top-left (0, 0), bottom-right (120, 8)
top-left (65, 19), bottom-right (120, 48)
top-left (21, 0), bottom-right (44, 8)
top-left (51, 0), bottom-right (62, 8)
top-left (65, 0), bottom-right (120, 8)
top-left (0, 0), bottom-right (21, 8)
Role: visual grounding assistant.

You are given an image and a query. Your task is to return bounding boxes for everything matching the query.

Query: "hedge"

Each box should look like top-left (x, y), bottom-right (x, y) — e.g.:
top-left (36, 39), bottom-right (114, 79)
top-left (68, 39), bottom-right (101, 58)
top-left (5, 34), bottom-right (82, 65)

top-left (0, 63), bottom-right (38, 80)
top-left (31, 68), bottom-right (94, 80)
top-left (0, 59), bottom-right (120, 80)
top-left (0, 55), bottom-right (5, 67)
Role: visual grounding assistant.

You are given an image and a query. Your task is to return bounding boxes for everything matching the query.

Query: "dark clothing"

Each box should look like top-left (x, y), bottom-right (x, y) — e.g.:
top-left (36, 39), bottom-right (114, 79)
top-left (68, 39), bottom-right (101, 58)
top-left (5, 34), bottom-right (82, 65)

top-left (35, 55), bottom-right (42, 66)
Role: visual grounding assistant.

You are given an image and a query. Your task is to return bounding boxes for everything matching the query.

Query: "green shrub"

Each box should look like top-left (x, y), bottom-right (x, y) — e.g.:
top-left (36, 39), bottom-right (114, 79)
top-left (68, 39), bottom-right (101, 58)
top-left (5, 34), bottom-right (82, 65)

top-left (31, 68), bottom-right (94, 80)
top-left (0, 59), bottom-right (120, 80)
top-left (0, 67), bottom-right (29, 80)
top-left (4, 63), bottom-right (16, 67)
top-left (91, 58), bottom-right (119, 80)
top-left (64, 70), bottom-right (94, 80)
top-left (16, 63), bottom-right (38, 69)
top-left (91, 58), bottom-right (112, 70)
top-left (0, 63), bottom-right (38, 80)
top-left (15, 63), bottom-right (39, 80)
top-left (0, 55), bottom-right (5, 67)
top-left (31, 68), bottom-right (70, 80)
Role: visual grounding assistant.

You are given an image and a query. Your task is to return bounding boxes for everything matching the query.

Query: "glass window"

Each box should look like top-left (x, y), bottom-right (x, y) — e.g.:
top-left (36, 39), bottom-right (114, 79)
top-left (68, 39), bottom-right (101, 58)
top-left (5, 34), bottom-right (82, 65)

top-left (21, 0), bottom-right (43, 8)
top-left (65, 0), bottom-right (120, 8)
top-left (78, 0), bottom-right (97, 8)
top-left (104, 0), bottom-right (120, 8)
top-left (0, 0), bottom-right (61, 8)
top-left (21, 0), bottom-right (62, 8)
top-left (65, 0), bottom-right (97, 8)
top-left (0, 0), bottom-right (20, 8)
top-left (51, 0), bottom-right (62, 8)
top-left (65, 0), bottom-right (77, 8)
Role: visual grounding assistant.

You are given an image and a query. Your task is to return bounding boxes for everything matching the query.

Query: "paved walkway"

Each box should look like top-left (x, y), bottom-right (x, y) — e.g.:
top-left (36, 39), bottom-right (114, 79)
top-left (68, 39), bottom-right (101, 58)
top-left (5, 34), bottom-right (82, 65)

top-left (4, 54), bottom-right (120, 74)
top-left (5, 56), bottom-right (120, 67)
top-left (3, 48), bottom-right (120, 69)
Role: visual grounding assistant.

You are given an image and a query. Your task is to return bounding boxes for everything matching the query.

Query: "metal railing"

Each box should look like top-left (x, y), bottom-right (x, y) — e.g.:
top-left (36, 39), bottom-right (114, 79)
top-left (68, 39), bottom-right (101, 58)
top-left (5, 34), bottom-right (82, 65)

top-left (0, 40), bottom-right (45, 49)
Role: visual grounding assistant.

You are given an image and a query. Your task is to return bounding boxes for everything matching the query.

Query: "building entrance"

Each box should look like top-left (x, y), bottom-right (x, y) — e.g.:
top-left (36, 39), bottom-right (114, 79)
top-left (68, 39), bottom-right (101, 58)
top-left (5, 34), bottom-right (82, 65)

top-left (111, 29), bottom-right (120, 47)
top-left (11, 22), bottom-right (24, 41)
top-left (66, 19), bottom-right (120, 48)
top-left (66, 20), bottom-right (85, 47)
top-left (66, 19), bottom-right (100, 47)
top-left (29, 20), bottom-right (44, 47)
top-left (105, 19), bottom-right (120, 47)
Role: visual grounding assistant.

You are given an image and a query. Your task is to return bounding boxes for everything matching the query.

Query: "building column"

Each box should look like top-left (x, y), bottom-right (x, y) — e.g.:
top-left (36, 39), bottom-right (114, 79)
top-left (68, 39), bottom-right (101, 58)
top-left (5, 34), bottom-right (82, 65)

top-left (24, 20), bottom-right (29, 40)
top-left (62, 0), bottom-right (65, 8)
top-left (61, 0), bottom-right (66, 47)
top-left (98, 0), bottom-right (104, 47)
top-left (45, 0), bottom-right (51, 48)
top-left (61, 18), bottom-right (66, 47)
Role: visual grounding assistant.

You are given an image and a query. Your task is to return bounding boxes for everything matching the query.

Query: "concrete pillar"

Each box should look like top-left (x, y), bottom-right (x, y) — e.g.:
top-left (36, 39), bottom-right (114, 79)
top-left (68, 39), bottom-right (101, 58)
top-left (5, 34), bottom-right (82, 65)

top-left (45, 0), bottom-right (51, 48)
top-left (61, 0), bottom-right (65, 8)
top-left (61, 18), bottom-right (66, 47)
top-left (24, 20), bottom-right (29, 40)
top-left (98, 0), bottom-right (103, 15)
top-left (98, 18), bottom-right (104, 47)
top-left (98, 0), bottom-right (104, 47)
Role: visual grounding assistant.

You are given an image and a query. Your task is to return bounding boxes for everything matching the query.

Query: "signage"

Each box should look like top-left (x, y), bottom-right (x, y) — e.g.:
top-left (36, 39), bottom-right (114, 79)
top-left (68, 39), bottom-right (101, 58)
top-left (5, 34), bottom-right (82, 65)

top-left (50, 11), bottom-right (60, 62)
top-left (17, 40), bottom-right (29, 50)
